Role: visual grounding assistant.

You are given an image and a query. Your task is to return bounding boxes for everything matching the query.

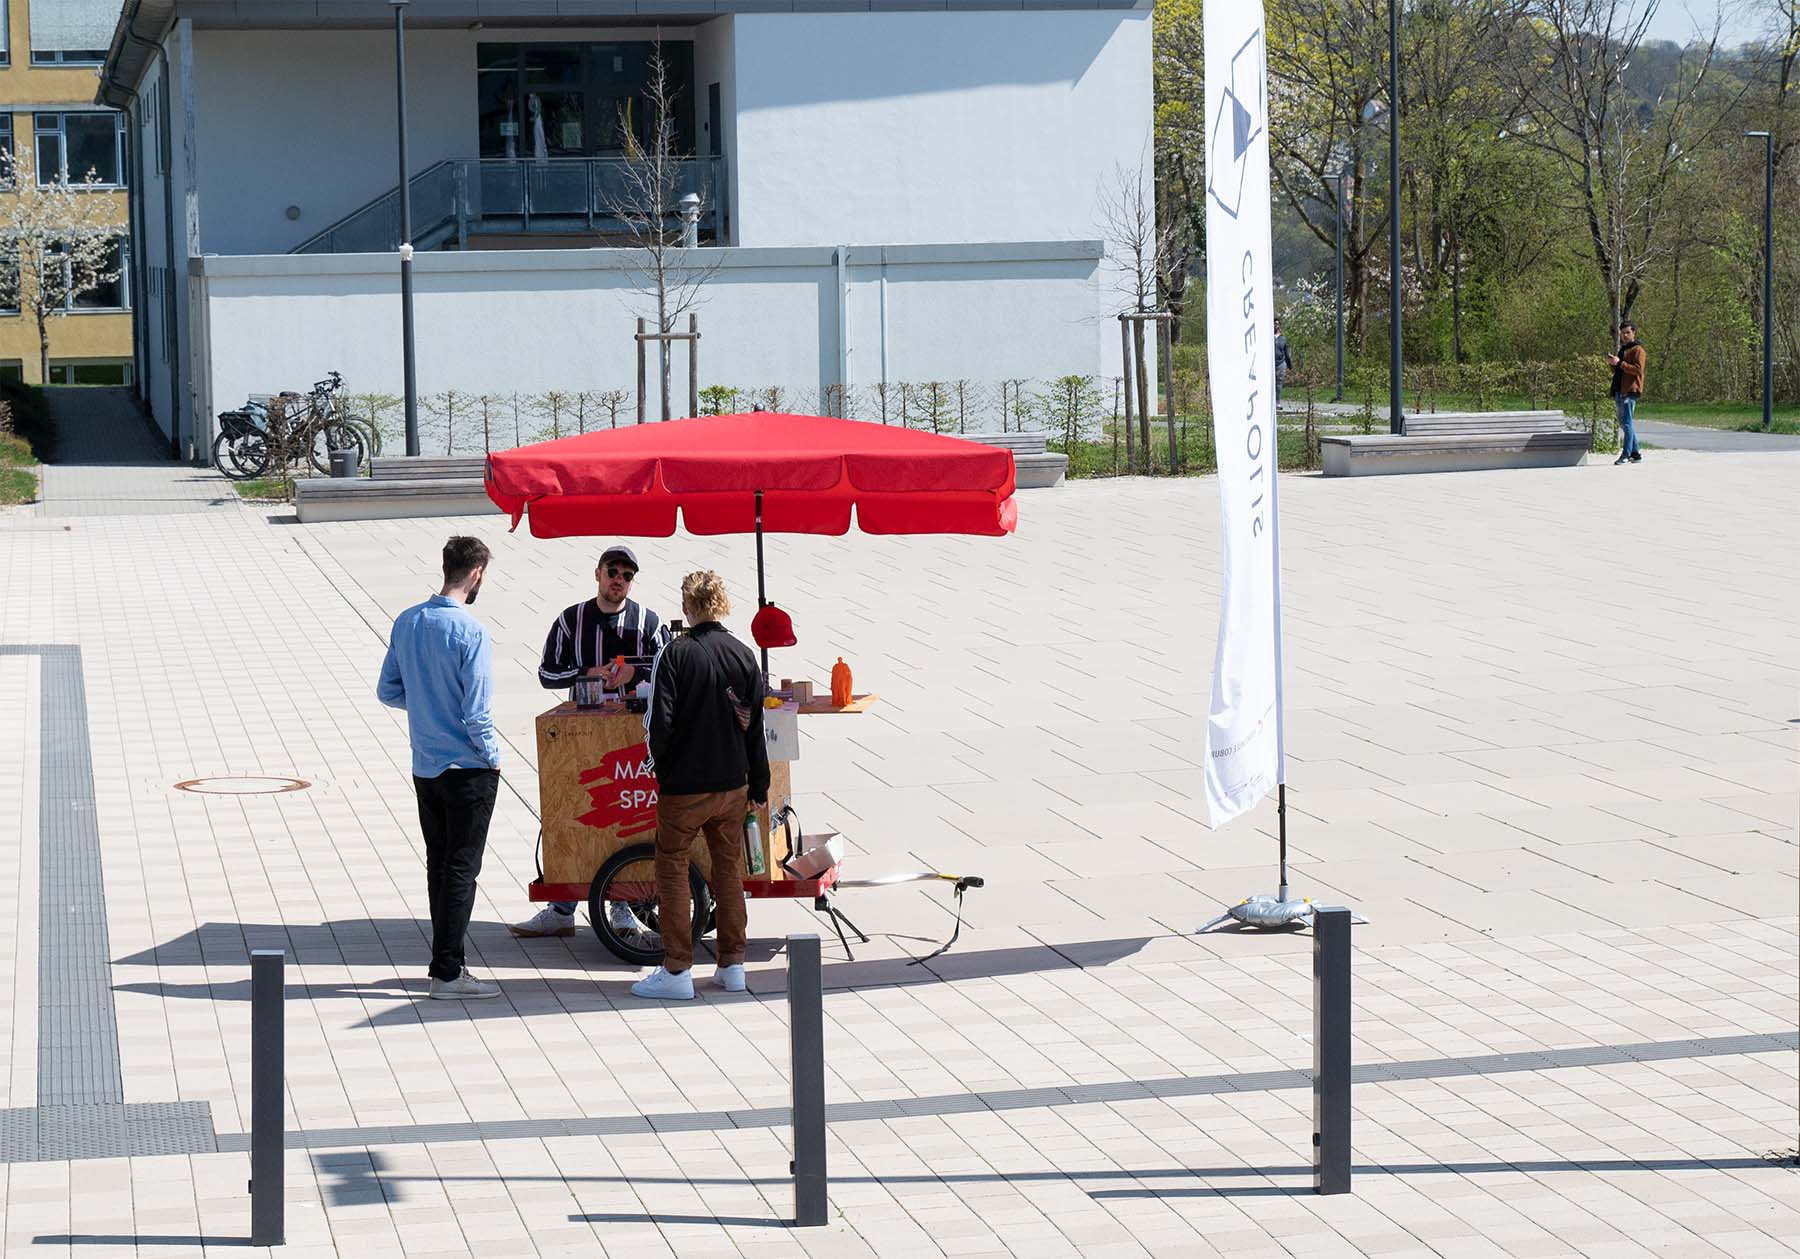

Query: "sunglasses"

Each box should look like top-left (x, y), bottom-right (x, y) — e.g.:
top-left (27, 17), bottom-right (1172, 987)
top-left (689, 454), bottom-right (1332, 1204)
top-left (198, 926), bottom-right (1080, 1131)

top-left (604, 565), bottom-right (637, 581)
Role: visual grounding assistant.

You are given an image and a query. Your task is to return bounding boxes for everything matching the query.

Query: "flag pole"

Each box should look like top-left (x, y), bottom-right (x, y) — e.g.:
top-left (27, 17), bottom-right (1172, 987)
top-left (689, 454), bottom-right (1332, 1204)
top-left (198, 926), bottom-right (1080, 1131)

top-left (1192, 6), bottom-right (1360, 935)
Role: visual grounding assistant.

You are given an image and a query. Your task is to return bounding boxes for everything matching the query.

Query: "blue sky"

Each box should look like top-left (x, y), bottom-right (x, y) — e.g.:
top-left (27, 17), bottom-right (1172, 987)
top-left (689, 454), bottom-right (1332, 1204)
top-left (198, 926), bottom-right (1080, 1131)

top-left (1643, 1), bottom-right (1773, 47)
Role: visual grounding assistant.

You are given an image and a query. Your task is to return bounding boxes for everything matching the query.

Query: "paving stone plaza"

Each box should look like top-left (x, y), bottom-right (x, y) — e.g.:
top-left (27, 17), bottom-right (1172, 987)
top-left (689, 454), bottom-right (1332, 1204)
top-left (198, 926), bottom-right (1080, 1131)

top-left (1, 427), bottom-right (1796, 1256)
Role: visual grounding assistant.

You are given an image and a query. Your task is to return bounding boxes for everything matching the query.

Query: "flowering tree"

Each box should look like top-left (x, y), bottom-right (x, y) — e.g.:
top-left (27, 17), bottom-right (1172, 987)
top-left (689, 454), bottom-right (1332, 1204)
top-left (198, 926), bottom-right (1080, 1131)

top-left (0, 150), bottom-right (127, 383)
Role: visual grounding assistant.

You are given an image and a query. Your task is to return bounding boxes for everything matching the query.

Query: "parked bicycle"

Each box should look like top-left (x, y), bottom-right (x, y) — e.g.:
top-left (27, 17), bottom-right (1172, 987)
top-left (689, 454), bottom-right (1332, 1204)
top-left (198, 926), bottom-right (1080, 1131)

top-left (213, 372), bottom-right (366, 480)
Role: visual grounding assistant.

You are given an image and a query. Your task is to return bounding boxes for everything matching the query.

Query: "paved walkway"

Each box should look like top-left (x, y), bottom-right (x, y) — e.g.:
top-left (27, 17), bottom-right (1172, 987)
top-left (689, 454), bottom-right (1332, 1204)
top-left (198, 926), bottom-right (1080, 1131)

top-left (32, 388), bottom-right (237, 518)
top-left (0, 452), bottom-right (1794, 1256)
top-left (1633, 420), bottom-right (1800, 453)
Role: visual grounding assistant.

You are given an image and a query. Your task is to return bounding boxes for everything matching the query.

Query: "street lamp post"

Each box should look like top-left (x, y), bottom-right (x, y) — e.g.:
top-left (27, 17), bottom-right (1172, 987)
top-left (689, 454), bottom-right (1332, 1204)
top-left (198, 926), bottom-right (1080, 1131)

top-left (1334, 170), bottom-right (1348, 402)
top-left (392, 0), bottom-right (420, 457)
top-left (1388, 0), bottom-right (1403, 434)
top-left (1746, 131), bottom-right (1774, 433)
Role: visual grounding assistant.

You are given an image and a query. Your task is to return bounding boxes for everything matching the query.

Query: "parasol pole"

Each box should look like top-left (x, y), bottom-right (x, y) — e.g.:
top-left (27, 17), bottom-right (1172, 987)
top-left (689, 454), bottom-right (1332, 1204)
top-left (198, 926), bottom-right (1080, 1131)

top-left (755, 489), bottom-right (769, 681)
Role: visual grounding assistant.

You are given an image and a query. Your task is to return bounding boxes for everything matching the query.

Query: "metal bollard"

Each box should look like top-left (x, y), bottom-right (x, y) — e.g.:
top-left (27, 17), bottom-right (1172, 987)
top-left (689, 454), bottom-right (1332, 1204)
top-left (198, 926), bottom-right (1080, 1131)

top-left (250, 949), bottom-right (286, 1245)
top-left (1312, 907), bottom-right (1352, 1195)
top-left (788, 933), bottom-right (828, 1226)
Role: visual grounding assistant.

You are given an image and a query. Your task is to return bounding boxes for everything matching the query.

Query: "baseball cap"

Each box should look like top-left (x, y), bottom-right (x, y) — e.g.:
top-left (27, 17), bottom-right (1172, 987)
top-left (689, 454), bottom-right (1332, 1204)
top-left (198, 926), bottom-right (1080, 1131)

top-left (599, 543), bottom-right (640, 570)
top-left (751, 603), bottom-right (797, 649)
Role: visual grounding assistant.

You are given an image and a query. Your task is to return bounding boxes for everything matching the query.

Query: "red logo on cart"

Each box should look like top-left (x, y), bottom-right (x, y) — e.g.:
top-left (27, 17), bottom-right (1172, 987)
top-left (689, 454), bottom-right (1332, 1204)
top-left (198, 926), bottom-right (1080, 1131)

top-left (577, 744), bottom-right (658, 837)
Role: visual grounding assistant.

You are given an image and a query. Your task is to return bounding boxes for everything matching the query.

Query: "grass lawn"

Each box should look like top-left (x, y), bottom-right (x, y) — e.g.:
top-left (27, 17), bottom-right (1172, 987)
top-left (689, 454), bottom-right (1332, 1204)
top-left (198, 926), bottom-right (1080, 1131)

top-left (1321, 386), bottom-right (1796, 433)
top-left (232, 476), bottom-right (293, 501)
top-left (0, 431), bottom-right (39, 505)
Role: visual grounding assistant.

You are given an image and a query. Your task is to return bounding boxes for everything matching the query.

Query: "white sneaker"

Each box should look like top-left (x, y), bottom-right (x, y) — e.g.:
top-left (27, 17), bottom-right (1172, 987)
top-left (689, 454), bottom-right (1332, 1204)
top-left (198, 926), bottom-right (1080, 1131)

top-left (607, 901), bottom-right (652, 935)
top-left (509, 907), bottom-right (577, 938)
top-left (429, 970), bottom-right (501, 1000)
top-left (714, 964), bottom-right (746, 993)
top-left (630, 966), bottom-right (695, 1000)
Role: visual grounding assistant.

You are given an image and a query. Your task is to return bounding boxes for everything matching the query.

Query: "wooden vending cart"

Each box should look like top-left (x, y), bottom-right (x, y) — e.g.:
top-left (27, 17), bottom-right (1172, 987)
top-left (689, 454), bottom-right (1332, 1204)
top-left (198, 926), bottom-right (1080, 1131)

top-left (487, 412), bottom-right (1017, 963)
top-left (526, 693), bottom-right (873, 964)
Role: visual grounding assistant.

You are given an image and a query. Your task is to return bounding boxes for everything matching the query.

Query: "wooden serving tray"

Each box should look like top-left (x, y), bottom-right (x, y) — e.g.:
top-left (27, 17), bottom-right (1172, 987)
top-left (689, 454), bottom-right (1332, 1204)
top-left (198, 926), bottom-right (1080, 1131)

top-left (797, 692), bottom-right (879, 715)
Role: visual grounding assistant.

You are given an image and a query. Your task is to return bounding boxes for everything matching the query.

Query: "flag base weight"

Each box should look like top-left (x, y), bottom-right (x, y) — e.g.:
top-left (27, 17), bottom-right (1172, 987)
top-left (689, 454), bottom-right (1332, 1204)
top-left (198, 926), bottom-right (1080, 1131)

top-left (1197, 888), bottom-right (1370, 934)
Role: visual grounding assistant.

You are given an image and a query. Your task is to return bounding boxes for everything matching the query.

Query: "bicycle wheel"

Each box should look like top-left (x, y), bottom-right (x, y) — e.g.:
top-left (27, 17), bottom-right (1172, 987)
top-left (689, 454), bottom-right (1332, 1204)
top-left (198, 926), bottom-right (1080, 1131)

top-left (308, 421), bottom-right (366, 475)
top-left (211, 430), bottom-right (268, 481)
top-left (588, 841), bottom-right (712, 967)
top-left (230, 432), bottom-right (272, 479)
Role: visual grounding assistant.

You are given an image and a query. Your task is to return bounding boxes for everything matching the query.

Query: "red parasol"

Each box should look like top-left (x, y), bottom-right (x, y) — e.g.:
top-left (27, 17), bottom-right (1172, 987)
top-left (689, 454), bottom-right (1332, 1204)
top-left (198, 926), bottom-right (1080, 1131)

top-left (484, 411), bottom-right (1017, 539)
top-left (485, 412), bottom-right (1018, 672)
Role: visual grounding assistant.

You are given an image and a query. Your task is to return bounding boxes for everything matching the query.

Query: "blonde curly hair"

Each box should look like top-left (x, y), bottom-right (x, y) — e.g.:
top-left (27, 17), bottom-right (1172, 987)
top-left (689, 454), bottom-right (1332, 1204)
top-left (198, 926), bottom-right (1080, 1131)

top-left (680, 570), bottom-right (731, 623)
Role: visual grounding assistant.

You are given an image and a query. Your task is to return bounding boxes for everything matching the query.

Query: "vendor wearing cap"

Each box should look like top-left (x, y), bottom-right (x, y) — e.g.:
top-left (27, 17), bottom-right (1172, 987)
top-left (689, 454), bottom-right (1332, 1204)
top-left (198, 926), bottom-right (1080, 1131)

top-left (512, 543), bottom-right (673, 939)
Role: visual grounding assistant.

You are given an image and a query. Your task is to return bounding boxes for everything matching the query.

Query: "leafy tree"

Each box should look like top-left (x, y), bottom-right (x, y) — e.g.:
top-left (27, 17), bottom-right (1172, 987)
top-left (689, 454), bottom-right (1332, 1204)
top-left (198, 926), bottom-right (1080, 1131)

top-left (0, 152), bottom-right (127, 383)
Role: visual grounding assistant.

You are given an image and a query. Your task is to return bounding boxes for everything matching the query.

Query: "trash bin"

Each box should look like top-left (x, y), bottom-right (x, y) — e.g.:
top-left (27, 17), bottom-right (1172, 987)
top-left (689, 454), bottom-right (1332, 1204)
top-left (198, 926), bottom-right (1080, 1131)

top-left (328, 447), bottom-right (359, 478)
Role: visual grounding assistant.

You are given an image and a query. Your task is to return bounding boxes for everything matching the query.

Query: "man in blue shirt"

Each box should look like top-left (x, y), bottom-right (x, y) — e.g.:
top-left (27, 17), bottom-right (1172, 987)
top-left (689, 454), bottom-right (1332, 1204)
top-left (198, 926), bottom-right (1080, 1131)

top-left (377, 536), bottom-right (505, 1001)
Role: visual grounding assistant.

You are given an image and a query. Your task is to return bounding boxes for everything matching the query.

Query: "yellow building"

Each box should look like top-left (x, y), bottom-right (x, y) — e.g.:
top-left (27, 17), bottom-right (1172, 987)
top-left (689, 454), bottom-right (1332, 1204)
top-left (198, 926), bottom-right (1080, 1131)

top-left (0, 0), bottom-right (133, 386)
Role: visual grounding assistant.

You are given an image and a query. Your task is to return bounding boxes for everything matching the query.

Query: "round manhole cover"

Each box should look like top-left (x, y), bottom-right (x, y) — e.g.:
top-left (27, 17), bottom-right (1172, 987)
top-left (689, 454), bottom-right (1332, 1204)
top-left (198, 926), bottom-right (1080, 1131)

top-left (174, 776), bottom-right (312, 796)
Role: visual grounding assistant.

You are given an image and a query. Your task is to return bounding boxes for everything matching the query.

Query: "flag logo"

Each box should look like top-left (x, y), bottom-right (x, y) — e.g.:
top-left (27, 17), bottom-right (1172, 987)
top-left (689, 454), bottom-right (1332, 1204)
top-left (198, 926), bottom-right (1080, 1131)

top-left (1207, 29), bottom-right (1266, 220)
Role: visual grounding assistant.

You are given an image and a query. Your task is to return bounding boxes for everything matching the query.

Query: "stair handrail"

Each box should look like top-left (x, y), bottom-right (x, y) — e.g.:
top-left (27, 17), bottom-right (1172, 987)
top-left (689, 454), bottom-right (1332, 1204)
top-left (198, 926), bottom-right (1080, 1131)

top-left (290, 159), bottom-right (460, 255)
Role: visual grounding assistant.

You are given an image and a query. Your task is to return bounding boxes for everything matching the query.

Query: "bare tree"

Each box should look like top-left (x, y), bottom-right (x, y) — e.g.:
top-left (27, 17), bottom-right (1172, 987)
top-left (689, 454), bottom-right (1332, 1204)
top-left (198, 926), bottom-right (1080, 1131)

top-left (0, 151), bottom-right (127, 383)
top-left (1511, 0), bottom-right (1735, 327)
top-left (606, 45), bottom-right (722, 421)
top-left (1096, 158), bottom-right (1176, 472)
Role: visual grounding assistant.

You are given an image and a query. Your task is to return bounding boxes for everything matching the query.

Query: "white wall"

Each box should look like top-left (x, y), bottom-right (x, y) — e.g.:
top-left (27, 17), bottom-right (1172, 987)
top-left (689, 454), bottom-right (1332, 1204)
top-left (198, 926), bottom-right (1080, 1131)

top-left (692, 16), bottom-right (738, 244)
top-left (729, 10), bottom-right (1151, 381)
top-left (192, 30), bottom-right (477, 256)
top-left (133, 52), bottom-right (176, 444)
top-left (730, 11), bottom-right (1153, 251)
top-left (190, 242), bottom-right (1102, 452)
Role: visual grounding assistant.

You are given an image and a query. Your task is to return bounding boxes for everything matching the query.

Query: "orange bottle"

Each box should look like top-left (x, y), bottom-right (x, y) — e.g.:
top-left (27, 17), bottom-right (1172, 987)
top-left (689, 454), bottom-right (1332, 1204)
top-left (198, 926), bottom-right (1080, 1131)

top-left (830, 657), bottom-right (853, 708)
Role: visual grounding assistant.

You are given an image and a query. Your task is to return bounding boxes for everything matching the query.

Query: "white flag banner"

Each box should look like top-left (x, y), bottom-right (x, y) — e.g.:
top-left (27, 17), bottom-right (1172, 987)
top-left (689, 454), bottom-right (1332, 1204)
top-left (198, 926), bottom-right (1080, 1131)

top-left (1202, 2), bottom-right (1286, 827)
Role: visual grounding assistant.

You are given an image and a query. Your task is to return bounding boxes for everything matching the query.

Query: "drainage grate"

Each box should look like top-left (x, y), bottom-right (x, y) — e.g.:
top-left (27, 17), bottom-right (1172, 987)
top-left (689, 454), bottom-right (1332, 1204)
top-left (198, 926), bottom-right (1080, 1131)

top-left (174, 776), bottom-right (311, 795)
top-left (0, 1102), bottom-right (218, 1163)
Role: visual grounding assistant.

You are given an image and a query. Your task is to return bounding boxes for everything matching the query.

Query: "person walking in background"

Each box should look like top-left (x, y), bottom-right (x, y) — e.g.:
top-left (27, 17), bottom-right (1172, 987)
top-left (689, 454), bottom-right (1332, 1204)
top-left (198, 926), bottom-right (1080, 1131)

top-left (631, 571), bottom-right (770, 1001)
top-left (1608, 321), bottom-right (1647, 465)
top-left (1273, 317), bottom-right (1294, 405)
top-left (377, 536), bottom-right (505, 1001)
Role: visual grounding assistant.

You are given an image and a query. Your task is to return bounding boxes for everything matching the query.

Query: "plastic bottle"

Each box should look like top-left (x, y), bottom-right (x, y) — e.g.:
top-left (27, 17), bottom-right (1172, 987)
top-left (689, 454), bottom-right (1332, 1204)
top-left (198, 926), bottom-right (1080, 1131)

top-left (831, 657), bottom-right (853, 708)
top-left (743, 811), bottom-right (766, 877)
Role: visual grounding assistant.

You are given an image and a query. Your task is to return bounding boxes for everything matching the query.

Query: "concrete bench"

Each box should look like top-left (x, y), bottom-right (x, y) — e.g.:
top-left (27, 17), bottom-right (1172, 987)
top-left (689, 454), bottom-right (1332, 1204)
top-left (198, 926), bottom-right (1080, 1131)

top-left (294, 474), bottom-right (500, 523)
top-left (296, 453), bottom-right (494, 522)
top-left (369, 455), bottom-right (488, 481)
top-left (961, 431), bottom-right (1068, 488)
top-left (1321, 411), bottom-right (1590, 478)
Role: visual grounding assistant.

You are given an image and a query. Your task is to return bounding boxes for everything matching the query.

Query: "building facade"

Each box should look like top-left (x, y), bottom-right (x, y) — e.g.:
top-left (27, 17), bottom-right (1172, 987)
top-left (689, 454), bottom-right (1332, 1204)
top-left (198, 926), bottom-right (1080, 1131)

top-left (1, 0), bottom-right (134, 387)
top-left (99, 1), bottom-right (1153, 460)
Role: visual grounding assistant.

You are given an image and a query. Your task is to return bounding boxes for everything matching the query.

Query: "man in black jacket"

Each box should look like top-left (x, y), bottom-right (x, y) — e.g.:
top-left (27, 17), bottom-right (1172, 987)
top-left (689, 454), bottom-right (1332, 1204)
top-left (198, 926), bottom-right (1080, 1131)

top-left (631, 570), bottom-right (770, 1000)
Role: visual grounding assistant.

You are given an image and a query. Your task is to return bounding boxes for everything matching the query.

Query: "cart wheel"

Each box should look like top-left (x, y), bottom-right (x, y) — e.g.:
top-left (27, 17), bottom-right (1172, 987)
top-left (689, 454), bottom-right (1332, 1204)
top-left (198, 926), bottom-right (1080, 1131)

top-left (589, 841), bottom-right (713, 967)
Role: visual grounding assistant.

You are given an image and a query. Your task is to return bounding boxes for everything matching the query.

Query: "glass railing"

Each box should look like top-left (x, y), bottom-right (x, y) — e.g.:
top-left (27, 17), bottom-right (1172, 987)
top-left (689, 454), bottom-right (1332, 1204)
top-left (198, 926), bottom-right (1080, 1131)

top-left (292, 156), bottom-right (725, 254)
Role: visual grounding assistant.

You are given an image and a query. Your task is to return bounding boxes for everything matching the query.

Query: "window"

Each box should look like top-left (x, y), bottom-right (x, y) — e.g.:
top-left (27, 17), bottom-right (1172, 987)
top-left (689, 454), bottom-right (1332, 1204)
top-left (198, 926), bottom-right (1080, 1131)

top-left (29, 0), bottom-right (115, 64)
top-left (0, 243), bottom-right (18, 314)
top-left (0, 116), bottom-right (13, 185)
top-left (62, 239), bottom-right (130, 313)
top-left (476, 42), bottom-right (696, 160)
top-left (0, 363), bottom-right (23, 385)
top-left (53, 239), bottom-right (130, 311)
top-left (35, 112), bottom-right (126, 187)
top-left (31, 48), bottom-right (105, 65)
top-left (48, 360), bottom-right (134, 387)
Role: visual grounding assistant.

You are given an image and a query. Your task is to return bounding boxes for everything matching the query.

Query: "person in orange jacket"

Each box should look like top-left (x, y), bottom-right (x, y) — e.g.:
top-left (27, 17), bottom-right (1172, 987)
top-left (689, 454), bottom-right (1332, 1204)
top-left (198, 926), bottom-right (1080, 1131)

top-left (1607, 321), bottom-right (1647, 465)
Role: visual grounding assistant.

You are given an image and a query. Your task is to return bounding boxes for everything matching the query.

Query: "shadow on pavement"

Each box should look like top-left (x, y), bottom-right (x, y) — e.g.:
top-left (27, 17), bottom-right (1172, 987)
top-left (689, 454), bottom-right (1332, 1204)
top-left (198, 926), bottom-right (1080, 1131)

top-left (115, 919), bottom-right (1159, 1024)
top-left (35, 1238), bottom-right (251, 1249)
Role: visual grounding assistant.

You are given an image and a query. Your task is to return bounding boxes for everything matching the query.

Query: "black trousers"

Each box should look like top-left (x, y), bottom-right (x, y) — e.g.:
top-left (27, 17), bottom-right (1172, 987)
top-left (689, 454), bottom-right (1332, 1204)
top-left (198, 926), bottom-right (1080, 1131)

top-left (414, 768), bottom-right (499, 982)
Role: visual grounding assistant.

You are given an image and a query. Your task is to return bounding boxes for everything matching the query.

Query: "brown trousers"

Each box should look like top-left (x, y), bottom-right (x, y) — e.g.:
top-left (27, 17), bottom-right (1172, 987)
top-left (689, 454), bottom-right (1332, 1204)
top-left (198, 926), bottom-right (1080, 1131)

top-left (654, 788), bottom-right (748, 973)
